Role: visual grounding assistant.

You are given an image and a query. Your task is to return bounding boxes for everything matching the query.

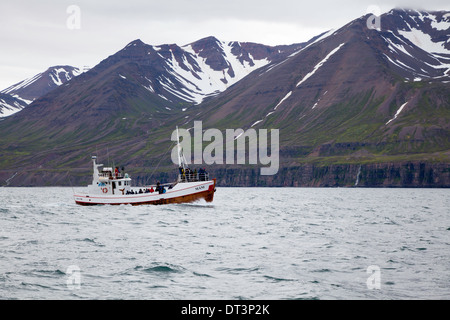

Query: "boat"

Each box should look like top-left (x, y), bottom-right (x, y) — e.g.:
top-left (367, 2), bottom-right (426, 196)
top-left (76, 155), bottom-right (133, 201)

top-left (73, 128), bottom-right (216, 206)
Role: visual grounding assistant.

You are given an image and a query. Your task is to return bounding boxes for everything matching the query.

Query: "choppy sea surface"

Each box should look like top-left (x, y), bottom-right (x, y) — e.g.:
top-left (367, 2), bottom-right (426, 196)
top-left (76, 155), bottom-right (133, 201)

top-left (0, 187), bottom-right (449, 300)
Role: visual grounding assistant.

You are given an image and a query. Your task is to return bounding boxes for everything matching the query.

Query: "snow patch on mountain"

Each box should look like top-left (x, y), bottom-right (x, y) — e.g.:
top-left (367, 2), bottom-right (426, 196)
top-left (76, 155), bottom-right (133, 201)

top-left (249, 90), bottom-right (293, 128)
top-left (386, 102), bottom-right (408, 125)
top-left (290, 29), bottom-right (336, 59)
top-left (383, 33), bottom-right (415, 58)
top-left (260, 29), bottom-right (336, 76)
top-left (296, 43), bottom-right (345, 88)
top-left (399, 28), bottom-right (450, 55)
top-left (0, 98), bottom-right (25, 117)
top-left (0, 65), bottom-right (88, 117)
top-left (380, 11), bottom-right (450, 82)
top-left (1, 73), bottom-right (43, 95)
top-left (148, 40), bottom-right (272, 105)
top-left (250, 120), bottom-right (263, 128)
top-left (158, 41), bottom-right (271, 105)
top-left (274, 91), bottom-right (292, 110)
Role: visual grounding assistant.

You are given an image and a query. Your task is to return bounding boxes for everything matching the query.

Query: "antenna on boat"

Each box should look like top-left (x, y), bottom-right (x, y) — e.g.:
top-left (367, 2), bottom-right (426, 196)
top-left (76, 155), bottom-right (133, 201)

top-left (107, 146), bottom-right (110, 167)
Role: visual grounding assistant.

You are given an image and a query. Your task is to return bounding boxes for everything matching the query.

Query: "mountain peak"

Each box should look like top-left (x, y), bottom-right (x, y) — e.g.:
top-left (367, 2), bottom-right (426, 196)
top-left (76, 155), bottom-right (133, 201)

top-left (188, 36), bottom-right (221, 45)
top-left (0, 65), bottom-right (87, 117)
top-left (122, 39), bottom-right (150, 51)
top-left (127, 39), bottom-right (146, 46)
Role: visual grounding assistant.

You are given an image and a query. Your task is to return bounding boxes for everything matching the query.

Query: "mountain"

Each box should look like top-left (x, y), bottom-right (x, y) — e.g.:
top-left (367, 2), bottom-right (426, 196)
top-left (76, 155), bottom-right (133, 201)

top-left (0, 36), bottom-right (304, 148)
top-left (0, 9), bottom-right (449, 187)
top-left (380, 9), bottom-right (450, 82)
top-left (0, 65), bottom-right (88, 117)
top-left (118, 37), bottom-right (304, 105)
top-left (0, 36), bottom-right (305, 185)
top-left (186, 9), bottom-right (450, 186)
top-left (0, 92), bottom-right (30, 117)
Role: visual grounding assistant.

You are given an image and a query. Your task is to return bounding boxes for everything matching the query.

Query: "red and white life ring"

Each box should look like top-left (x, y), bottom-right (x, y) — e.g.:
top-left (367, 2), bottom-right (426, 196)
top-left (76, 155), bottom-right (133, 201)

top-left (102, 187), bottom-right (108, 193)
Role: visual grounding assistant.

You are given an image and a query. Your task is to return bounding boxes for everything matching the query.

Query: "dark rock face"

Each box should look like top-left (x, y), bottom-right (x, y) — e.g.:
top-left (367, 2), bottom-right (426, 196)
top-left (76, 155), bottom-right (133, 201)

top-left (206, 162), bottom-right (450, 187)
top-left (2, 161), bottom-right (447, 188)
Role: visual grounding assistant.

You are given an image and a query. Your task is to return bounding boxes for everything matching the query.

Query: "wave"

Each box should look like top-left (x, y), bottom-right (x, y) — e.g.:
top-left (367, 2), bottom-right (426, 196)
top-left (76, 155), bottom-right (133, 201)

top-left (215, 267), bottom-right (260, 275)
top-left (75, 237), bottom-right (105, 247)
top-left (175, 203), bottom-right (215, 209)
top-left (1, 187), bottom-right (449, 300)
top-left (25, 269), bottom-right (67, 278)
top-left (312, 268), bottom-right (332, 273)
top-left (263, 275), bottom-right (296, 282)
top-left (134, 263), bottom-right (184, 274)
top-left (20, 282), bottom-right (52, 290)
top-left (193, 272), bottom-right (213, 278)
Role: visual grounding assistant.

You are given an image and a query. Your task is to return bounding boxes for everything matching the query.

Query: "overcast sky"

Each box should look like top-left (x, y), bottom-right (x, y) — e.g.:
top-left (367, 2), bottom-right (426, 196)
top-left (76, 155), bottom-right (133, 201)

top-left (1, 0), bottom-right (449, 89)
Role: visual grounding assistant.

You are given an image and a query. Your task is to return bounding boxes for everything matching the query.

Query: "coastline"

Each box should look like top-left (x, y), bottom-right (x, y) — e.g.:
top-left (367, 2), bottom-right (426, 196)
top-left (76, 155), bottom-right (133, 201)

top-left (2, 161), bottom-right (449, 188)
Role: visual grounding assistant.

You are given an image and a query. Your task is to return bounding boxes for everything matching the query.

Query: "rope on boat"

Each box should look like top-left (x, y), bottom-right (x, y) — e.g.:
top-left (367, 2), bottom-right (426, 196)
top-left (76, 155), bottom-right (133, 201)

top-left (144, 141), bottom-right (177, 186)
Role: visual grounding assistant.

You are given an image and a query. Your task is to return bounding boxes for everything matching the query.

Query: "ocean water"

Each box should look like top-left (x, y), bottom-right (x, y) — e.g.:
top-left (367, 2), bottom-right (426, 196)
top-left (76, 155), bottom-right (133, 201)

top-left (0, 187), bottom-right (449, 300)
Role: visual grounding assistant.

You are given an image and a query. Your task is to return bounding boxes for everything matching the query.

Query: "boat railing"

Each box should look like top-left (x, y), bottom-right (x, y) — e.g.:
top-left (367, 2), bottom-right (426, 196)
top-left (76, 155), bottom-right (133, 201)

top-left (178, 172), bottom-right (209, 183)
top-left (99, 172), bottom-right (125, 179)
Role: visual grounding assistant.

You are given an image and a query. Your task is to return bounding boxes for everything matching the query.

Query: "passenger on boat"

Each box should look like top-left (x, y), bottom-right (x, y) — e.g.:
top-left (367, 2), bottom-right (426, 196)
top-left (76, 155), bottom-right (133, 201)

top-left (179, 167), bottom-right (185, 180)
top-left (185, 167), bottom-right (193, 181)
top-left (150, 187), bottom-right (154, 193)
top-left (198, 168), bottom-right (206, 181)
top-left (155, 182), bottom-right (166, 194)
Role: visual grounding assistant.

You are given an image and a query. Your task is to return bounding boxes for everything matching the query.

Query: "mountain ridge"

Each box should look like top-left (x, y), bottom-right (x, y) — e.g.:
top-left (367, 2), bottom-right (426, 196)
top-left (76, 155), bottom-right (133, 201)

top-left (0, 65), bottom-right (88, 117)
top-left (0, 9), bottom-right (449, 187)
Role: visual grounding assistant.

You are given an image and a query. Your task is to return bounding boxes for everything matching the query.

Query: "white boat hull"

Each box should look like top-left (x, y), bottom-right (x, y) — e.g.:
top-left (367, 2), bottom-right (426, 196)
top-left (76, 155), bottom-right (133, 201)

top-left (74, 179), bottom-right (216, 206)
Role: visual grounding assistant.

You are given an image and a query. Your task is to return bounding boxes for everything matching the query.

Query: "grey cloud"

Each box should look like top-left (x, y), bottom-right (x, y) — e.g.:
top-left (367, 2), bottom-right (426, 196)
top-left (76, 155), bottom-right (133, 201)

top-left (1, 0), bottom-right (449, 89)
